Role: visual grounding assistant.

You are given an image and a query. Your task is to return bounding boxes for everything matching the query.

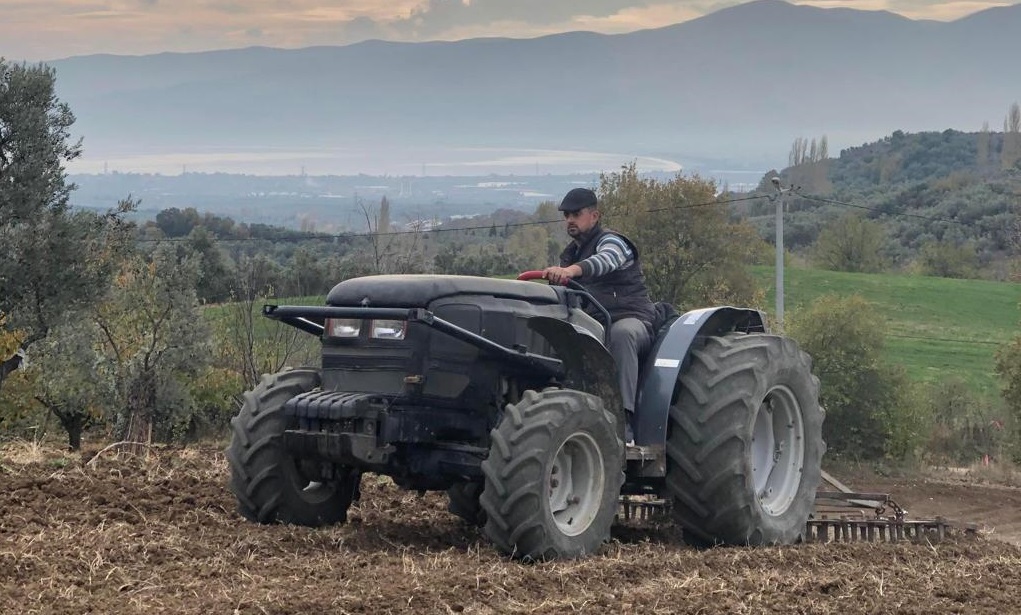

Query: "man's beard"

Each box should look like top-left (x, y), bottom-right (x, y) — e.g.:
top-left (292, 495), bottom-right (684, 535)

top-left (567, 225), bottom-right (580, 237)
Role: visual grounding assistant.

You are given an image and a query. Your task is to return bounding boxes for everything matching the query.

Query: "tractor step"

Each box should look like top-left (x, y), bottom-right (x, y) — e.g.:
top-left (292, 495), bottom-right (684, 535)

top-left (625, 444), bottom-right (661, 462)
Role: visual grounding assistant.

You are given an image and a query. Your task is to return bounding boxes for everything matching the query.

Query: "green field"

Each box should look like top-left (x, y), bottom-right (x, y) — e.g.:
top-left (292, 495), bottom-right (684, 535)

top-left (751, 266), bottom-right (1021, 397)
top-left (206, 272), bottom-right (1020, 398)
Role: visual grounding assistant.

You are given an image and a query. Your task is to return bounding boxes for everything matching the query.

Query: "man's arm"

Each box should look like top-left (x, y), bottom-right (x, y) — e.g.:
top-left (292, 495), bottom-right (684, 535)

top-left (544, 235), bottom-right (634, 284)
top-left (577, 234), bottom-right (634, 277)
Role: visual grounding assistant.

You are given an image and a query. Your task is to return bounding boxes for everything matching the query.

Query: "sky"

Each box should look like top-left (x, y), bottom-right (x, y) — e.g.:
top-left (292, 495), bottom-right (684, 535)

top-left (2, 0), bottom-right (1018, 62)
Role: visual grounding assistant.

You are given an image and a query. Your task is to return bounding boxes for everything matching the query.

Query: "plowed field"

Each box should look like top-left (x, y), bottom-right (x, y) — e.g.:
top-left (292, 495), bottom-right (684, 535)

top-left (2, 446), bottom-right (1020, 614)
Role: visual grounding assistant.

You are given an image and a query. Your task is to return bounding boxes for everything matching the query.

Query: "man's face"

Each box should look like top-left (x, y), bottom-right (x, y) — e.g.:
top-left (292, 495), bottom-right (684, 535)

top-left (564, 206), bottom-right (599, 238)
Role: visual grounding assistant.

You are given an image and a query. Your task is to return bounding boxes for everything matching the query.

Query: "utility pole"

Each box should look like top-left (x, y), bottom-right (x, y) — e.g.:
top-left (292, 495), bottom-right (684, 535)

top-left (770, 177), bottom-right (792, 327)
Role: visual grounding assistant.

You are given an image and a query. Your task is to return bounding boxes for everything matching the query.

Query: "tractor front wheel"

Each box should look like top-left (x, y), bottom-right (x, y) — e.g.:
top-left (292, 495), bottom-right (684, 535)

top-left (665, 333), bottom-right (824, 546)
top-left (226, 368), bottom-right (360, 527)
top-left (481, 389), bottom-right (625, 560)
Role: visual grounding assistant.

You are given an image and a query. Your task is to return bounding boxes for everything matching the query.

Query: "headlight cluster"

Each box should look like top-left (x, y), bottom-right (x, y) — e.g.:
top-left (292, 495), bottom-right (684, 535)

top-left (325, 318), bottom-right (406, 340)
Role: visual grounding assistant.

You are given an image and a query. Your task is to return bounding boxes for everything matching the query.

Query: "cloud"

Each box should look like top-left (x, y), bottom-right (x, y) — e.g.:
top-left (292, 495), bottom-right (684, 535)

top-left (390, 0), bottom-right (660, 38)
top-left (792, 0), bottom-right (1014, 20)
top-left (1, 1), bottom-right (1017, 61)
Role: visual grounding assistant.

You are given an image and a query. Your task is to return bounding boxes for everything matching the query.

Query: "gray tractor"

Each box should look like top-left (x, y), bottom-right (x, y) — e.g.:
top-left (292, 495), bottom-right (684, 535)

top-left (226, 272), bottom-right (824, 560)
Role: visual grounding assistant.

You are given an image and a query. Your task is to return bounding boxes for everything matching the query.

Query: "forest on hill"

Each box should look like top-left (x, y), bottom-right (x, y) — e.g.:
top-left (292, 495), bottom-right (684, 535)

top-left (738, 121), bottom-right (1021, 280)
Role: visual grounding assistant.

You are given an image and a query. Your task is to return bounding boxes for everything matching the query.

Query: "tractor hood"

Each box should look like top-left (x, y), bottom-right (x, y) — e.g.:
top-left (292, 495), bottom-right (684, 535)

top-left (326, 274), bottom-right (561, 308)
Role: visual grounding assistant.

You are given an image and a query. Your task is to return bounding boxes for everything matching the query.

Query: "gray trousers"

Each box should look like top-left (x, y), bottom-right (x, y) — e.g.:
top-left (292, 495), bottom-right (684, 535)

top-left (609, 318), bottom-right (653, 412)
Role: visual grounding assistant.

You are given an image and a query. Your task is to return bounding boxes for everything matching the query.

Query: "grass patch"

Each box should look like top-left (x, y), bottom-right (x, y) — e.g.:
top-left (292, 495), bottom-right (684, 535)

top-left (751, 265), bottom-right (1020, 397)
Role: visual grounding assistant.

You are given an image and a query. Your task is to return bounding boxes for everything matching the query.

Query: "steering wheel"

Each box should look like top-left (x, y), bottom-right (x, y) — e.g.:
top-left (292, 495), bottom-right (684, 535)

top-left (516, 270), bottom-right (585, 291)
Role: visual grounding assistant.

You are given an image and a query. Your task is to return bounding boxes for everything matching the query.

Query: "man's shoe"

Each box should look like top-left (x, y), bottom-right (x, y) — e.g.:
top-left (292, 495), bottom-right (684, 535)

top-left (624, 422), bottom-right (635, 446)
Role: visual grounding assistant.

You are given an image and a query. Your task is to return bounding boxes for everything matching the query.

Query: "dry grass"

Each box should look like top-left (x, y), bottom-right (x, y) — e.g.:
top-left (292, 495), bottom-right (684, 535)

top-left (0, 440), bottom-right (70, 466)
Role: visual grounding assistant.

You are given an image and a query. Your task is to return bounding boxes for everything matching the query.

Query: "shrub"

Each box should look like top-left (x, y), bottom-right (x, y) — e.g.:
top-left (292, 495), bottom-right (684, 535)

top-left (786, 294), bottom-right (929, 460)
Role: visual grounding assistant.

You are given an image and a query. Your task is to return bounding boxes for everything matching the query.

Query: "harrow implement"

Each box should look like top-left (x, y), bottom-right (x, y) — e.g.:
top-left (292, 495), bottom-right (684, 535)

top-left (617, 470), bottom-right (979, 543)
top-left (806, 470), bottom-right (978, 543)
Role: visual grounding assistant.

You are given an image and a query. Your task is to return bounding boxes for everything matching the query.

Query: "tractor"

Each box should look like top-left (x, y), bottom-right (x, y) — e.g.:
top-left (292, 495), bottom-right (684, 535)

top-left (226, 272), bottom-right (825, 560)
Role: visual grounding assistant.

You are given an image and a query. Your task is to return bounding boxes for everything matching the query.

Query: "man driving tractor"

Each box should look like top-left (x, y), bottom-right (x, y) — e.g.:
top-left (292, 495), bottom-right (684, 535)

top-left (543, 187), bottom-right (657, 444)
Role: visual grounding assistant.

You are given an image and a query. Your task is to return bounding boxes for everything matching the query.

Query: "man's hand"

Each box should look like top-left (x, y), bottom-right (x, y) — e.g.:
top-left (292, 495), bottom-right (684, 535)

top-left (543, 265), bottom-right (582, 285)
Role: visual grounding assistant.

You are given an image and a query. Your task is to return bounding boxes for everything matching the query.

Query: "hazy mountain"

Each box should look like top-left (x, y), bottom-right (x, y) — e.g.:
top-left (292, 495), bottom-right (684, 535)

top-left (49, 0), bottom-right (1021, 171)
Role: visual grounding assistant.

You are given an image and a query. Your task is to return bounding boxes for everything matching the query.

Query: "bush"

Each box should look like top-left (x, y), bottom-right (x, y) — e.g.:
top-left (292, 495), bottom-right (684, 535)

top-left (786, 294), bottom-right (929, 460)
top-left (996, 332), bottom-right (1021, 462)
top-left (923, 376), bottom-right (1007, 464)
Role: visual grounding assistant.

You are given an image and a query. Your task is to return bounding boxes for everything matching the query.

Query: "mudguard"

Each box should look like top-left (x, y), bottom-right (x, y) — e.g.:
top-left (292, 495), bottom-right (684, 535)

top-left (527, 316), bottom-right (623, 429)
top-left (633, 307), bottom-right (767, 446)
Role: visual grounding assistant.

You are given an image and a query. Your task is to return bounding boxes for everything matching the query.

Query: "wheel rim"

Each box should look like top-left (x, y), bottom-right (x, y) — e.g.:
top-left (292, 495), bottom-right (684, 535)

top-left (548, 431), bottom-right (605, 537)
top-left (750, 385), bottom-right (806, 516)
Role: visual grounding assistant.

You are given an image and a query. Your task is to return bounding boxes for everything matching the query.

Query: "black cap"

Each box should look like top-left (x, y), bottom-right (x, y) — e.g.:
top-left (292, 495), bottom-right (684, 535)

top-left (558, 187), bottom-right (598, 212)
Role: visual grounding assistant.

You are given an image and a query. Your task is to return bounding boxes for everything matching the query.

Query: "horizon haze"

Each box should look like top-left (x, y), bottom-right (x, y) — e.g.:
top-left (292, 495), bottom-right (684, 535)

top-left (16, 0), bottom-right (1021, 179)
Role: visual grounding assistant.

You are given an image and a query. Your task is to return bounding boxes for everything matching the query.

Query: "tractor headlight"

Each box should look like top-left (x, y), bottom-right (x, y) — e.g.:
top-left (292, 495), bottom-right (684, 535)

top-left (325, 318), bottom-right (361, 338)
top-left (370, 319), bottom-right (406, 340)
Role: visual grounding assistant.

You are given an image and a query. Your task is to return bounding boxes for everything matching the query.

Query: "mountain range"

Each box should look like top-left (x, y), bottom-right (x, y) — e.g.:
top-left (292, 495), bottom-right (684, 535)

top-left (47, 0), bottom-right (1021, 173)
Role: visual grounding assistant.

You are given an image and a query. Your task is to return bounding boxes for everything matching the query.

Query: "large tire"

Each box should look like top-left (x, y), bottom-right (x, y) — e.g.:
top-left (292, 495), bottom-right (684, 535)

top-left (665, 333), bottom-right (824, 546)
top-left (480, 389), bottom-right (625, 561)
top-left (226, 368), bottom-right (359, 527)
top-left (447, 482), bottom-right (485, 526)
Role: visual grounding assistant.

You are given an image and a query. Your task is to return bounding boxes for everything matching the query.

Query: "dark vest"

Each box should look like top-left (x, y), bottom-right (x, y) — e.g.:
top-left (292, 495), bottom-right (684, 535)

top-left (560, 225), bottom-right (656, 326)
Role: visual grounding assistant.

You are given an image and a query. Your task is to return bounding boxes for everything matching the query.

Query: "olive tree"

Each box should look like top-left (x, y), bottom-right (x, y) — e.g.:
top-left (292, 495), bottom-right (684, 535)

top-left (597, 163), bottom-right (767, 309)
top-left (27, 320), bottom-right (112, 449)
top-left (94, 243), bottom-right (211, 445)
top-left (0, 60), bottom-right (132, 393)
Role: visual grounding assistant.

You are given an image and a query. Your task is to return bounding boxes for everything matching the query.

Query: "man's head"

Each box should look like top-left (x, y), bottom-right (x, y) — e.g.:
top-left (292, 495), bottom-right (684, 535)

top-left (558, 187), bottom-right (600, 238)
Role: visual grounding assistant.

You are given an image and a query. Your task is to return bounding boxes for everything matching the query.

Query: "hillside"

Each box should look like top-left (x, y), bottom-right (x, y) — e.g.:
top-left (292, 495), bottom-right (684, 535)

top-left (48, 0), bottom-right (1021, 172)
top-left (751, 265), bottom-right (1020, 397)
top-left (741, 129), bottom-right (1020, 269)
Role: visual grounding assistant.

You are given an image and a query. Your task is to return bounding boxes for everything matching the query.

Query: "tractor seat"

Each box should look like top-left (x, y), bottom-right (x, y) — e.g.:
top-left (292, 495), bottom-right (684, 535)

top-left (326, 274), bottom-right (562, 308)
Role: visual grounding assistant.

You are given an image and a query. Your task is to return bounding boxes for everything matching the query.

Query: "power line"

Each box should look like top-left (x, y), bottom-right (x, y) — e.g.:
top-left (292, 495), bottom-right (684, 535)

top-left (796, 192), bottom-right (972, 227)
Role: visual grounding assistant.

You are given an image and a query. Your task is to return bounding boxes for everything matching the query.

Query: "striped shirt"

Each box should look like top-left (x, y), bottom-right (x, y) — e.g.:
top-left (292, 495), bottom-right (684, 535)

top-left (577, 233), bottom-right (635, 278)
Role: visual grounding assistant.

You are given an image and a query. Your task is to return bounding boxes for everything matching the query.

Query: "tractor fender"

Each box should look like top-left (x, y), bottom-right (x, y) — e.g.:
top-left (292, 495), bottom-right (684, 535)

top-left (633, 306), bottom-right (767, 446)
top-left (527, 316), bottom-right (623, 424)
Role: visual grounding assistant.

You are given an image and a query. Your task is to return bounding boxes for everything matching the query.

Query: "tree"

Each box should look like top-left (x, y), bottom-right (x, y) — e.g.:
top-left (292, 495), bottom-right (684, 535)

top-left (977, 121), bottom-right (991, 169)
top-left (810, 213), bottom-right (888, 273)
top-left (787, 135), bottom-right (832, 193)
top-left (916, 239), bottom-right (979, 279)
top-left (93, 243), bottom-right (211, 445)
top-left (923, 376), bottom-right (1005, 464)
top-left (597, 163), bottom-right (766, 309)
top-left (219, 254), bottom-right (319, 392)
top-left (359, 199), bottom-right (424, 274)
top-left (996, 311), bottom-right (1021, 462)
top-left (155, 207), bottom-right (201, 238)
top-left (0, 60), bottom-right (132, 393)
top-left (0, 322), bottom-right (41, 435)
top-left (505, 225), bottom-right (550, 270)
top-left (28, 320), bottom-right (111, 449)
top-left (786, 294), bottom-right (927, 460)
top-left (378, 195), bottom-right (391, 234)
top-left (1003, 102), bottom-right (1021, 171)
top-left (188, 225), bottom-right (234, 303)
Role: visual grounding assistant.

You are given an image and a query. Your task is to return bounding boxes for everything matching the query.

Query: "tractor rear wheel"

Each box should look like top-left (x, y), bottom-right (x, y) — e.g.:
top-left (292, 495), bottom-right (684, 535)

top-left (481, 389), bottom-right (625, 560)
top-left (665, 333), bottom-right (824, 546)
top-left (226, 368), bottom-right (360, 527)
